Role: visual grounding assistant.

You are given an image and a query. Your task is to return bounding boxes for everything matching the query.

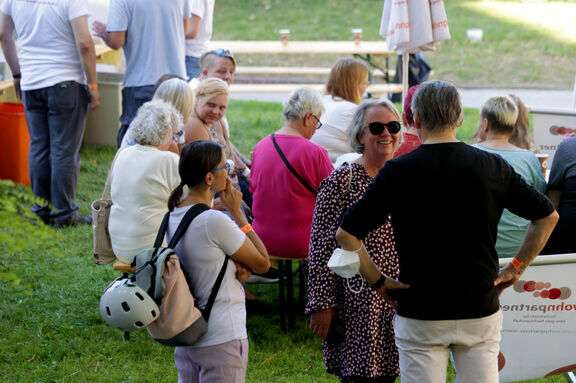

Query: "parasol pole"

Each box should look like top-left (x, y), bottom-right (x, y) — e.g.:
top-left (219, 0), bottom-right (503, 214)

top-left (402, 52), bottom-right (409, 113)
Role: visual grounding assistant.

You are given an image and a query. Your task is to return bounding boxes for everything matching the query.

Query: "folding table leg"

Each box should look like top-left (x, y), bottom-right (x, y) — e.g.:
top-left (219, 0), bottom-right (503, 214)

top-left (278, 260), bottom-right (286, 332)
top-left (299, 264), bottom-right (306, 313)
top-left (286, 260), bottom-right (295, 329)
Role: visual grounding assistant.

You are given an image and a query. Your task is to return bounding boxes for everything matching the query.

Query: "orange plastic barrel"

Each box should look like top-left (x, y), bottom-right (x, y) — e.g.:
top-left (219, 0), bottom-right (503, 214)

top-left (0, 103), bottom-right (30, 185)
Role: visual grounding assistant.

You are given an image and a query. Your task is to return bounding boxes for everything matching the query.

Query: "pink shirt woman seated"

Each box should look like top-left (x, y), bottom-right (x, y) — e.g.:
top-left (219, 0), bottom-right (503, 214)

top-left (250, 87), bottom-right (334, 259)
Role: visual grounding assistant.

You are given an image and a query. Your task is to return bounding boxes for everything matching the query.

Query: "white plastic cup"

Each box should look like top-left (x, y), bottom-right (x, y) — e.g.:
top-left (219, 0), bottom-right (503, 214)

top-left (466, 28), bottom-right (483, 43)
top-left (279, 29), bottom-right (290, 46)
top-left (351, 28), bottom-right (363, 46)
top-left (536, 153), bottom-right (549, 178)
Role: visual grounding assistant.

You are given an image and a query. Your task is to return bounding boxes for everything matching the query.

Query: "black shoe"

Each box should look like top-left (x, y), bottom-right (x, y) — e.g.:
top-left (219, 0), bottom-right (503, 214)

top-left (246, 268), bottom-right (280, 284)
top-left (33, 206), bottom-right (54, 225)
top-left (36, 212), bottom-right (54, 225)
top-left (52, 214), bottom-right (92, 229)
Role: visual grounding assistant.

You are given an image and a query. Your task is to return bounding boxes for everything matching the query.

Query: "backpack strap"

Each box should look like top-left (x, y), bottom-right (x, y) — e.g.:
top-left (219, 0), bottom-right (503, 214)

top-left (201, 254), bottom-right (229, 321)
top-left (155, 203), bottom-right (229, 322)
top-left (153, 204), bottom-right (211, 249)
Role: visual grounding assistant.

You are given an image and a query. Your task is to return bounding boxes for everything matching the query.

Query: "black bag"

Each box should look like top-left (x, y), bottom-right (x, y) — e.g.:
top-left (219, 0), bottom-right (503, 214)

top-left (390, 52), bottom-right (432, 103)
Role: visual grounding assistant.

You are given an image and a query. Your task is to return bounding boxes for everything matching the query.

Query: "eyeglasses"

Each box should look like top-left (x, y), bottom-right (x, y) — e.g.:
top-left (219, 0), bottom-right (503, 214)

top-left (213, 164), bottom-right (231, 174)
top-left (214, 48), bottom-right (234, 58)
top-left (367, 121), bottom-right (401, 135)
top-left (173, 128), bottom-right (185, 144)
top-left (312, 115), bottom-right (323, 129)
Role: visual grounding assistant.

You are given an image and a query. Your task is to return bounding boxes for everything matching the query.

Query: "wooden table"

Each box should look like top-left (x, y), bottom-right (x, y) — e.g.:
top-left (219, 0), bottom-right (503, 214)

top-left (208, 40), bottom-right (398, 82)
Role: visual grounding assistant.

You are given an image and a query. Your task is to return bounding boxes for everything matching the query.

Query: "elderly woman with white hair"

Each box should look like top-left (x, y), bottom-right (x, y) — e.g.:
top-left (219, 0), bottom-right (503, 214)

top-left (109, 99), bottom-right (183, 263)
top-left (250, 87), bottom-right (334, 260)
top-left (120, 77), bottom-right (194, 153)
top-left (306, 99), bottom-right (402, 383)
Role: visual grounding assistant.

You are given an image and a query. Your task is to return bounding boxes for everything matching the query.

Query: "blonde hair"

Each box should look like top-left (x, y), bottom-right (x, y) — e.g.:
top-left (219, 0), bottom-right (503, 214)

top-left (194, 77), bottom-right (229, 106)
top-left (153, 78), bottom-right (194, 123)
top-left (326, 58), bottom-right (369, 104)
top-left (481, 96), bottom-right (519, 134)
top-left (508, 94), bottom-right (535, 150)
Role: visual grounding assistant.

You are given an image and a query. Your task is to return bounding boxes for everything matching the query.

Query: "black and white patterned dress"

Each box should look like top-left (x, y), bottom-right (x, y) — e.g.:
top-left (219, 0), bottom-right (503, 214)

top-left (306, 162), bottom-right (399, 379)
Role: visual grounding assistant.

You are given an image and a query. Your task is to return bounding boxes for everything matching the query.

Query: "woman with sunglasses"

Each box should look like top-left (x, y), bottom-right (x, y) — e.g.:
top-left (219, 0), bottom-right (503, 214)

top-left (307, 99), bottom-right (402, 383)
top-left (167, 140), bottom-right (270, 382)
top-left (310, 58), bottom-right (369, 163)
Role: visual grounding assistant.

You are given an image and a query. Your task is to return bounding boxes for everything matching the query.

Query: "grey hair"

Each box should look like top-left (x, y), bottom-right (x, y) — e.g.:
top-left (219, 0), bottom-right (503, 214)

top-left (481, 96), bottom-right (519, 134)
top-left (411, 80), bottom-right (462, 131)
top-left (282, 87), bottom-right (324, 121)
top-left (349, 98), bottom-right (402, 153)
top-left (130, 99), bottom-right (183, 146)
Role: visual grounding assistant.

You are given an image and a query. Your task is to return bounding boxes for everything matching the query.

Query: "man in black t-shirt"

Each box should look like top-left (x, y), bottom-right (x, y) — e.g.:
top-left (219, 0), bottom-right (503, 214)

top-left (336, 81), bottom-right (558, 383)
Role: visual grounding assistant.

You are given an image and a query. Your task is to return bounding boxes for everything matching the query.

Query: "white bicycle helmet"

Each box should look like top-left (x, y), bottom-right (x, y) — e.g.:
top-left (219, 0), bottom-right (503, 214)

top-left (100, 277), bottom-right (160, 332)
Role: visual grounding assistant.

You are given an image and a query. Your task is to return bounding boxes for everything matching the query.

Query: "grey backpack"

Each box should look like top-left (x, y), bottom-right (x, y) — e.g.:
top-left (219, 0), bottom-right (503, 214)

top-left (131, 204), bottom-right (229, 346)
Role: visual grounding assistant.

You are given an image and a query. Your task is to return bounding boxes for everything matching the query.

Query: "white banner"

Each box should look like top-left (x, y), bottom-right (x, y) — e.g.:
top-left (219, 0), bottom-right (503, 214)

top-left (498, 254), bottom-right (576, 382)
top-left (531, 107), bottom-right (576, 165)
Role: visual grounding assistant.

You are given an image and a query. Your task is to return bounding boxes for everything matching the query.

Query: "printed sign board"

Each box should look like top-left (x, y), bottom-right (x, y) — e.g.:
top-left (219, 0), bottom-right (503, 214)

top-left (531, 108), bottom-right (576, 165)
top-left (499, 254), bottom-right (576, 382)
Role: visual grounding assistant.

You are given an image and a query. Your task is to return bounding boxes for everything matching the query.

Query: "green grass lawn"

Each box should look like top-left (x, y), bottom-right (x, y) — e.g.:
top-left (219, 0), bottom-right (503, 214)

top-left (213, 0), bottom-right (576, 88)
top-left (0, 99), bottom-right (567, 382)
top-left (2, 1), bottom-right (575, 380)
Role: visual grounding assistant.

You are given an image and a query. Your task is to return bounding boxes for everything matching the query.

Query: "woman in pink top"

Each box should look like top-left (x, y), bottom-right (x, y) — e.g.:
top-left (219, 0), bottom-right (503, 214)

top-left (250, 87), bottom-right (334, 259)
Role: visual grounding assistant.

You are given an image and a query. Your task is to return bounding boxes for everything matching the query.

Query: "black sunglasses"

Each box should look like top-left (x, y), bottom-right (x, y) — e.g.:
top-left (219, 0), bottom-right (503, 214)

top-left (367, 121), bottom-right (401, 135)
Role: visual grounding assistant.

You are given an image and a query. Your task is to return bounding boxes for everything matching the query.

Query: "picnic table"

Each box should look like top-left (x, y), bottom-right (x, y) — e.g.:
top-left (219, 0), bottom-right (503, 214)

top-left (0, 39), bottom-right (402, 101)
top-left (208, 40), bottom-right (402, 97)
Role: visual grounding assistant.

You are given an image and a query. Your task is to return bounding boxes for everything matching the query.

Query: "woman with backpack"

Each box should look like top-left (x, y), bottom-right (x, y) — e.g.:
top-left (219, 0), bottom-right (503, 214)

top-left (166, 140), bottom-right (270, 382)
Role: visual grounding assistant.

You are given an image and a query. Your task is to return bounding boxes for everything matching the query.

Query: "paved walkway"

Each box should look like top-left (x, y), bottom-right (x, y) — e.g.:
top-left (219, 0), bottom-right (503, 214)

top-left (230, 88), bottom-right (575, 110)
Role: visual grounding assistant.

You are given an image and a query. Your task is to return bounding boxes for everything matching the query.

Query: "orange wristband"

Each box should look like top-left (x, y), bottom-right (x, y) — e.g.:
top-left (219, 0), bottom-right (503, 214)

top-left (240, 224), bottom-right (252, 234)
top-left (511, 257), bottom-right (527, 272)
top-left (89, 83), bottom-right (98, 90)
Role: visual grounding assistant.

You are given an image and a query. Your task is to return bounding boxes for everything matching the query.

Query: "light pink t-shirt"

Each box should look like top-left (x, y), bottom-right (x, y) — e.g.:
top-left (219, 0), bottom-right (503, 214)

top-left (250, 134), bottom-right (334, 259)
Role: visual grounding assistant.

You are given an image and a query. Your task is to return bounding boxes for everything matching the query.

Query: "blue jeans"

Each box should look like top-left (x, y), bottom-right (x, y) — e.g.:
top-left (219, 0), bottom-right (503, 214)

top-left (185, 55), bottom-right (201, 81)
top-left (22, 81), bottom-right (89, 222)
top-left (118, 85), bottom-right (155, 147)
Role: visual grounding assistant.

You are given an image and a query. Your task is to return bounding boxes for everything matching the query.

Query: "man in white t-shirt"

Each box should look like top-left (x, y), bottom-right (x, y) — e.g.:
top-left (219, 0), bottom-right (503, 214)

top-left (185, 0), bottom-right (215, 80)
top-left (92, 0), bottom-right (190, 147)
top-left (0, 0), bottom-right (100, 227)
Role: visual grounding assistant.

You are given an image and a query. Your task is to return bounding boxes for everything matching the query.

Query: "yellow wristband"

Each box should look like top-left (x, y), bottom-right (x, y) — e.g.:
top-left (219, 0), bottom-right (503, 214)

top-left (511, 257), bottom-right (527, 272)
top-left (89, 83), bottom-right (98, 90)
top-left (240, 224), bottom-right (253, 234)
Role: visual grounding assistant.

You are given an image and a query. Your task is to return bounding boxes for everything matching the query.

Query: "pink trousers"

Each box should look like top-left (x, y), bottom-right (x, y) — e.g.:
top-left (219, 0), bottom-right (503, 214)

top-left (175, 338), bottom-right (249, 383)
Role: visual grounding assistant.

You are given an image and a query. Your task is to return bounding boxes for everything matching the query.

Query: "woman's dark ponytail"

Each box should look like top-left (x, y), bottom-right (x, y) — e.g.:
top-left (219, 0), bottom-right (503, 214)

top-left (168, 183), bottom-right (185, 211)
top-left (167, 140), bottom-right (222, 210)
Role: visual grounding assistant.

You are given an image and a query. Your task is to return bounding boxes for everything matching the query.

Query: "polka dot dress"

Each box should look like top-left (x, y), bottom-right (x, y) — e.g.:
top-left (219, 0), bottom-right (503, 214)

top-left (306, 162), bottom-right (399, 379)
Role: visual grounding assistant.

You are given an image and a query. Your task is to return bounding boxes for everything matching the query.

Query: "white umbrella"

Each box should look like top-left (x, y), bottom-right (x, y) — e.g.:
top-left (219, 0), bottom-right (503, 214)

top-left (380, 0), bottom-right (450, 108)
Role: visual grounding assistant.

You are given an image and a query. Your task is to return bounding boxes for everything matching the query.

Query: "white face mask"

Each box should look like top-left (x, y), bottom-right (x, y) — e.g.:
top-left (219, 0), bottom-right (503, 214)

top-left (328, 248), bottom-right (360, 279)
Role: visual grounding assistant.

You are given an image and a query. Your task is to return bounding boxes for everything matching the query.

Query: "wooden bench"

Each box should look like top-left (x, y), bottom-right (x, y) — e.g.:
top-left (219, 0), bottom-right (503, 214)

top-left (112, 259), bottom-right (135, 273)
top-left (229, 82), bottom-right (402, 98)
top-left (236, 66), bottom-right (395, 79)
